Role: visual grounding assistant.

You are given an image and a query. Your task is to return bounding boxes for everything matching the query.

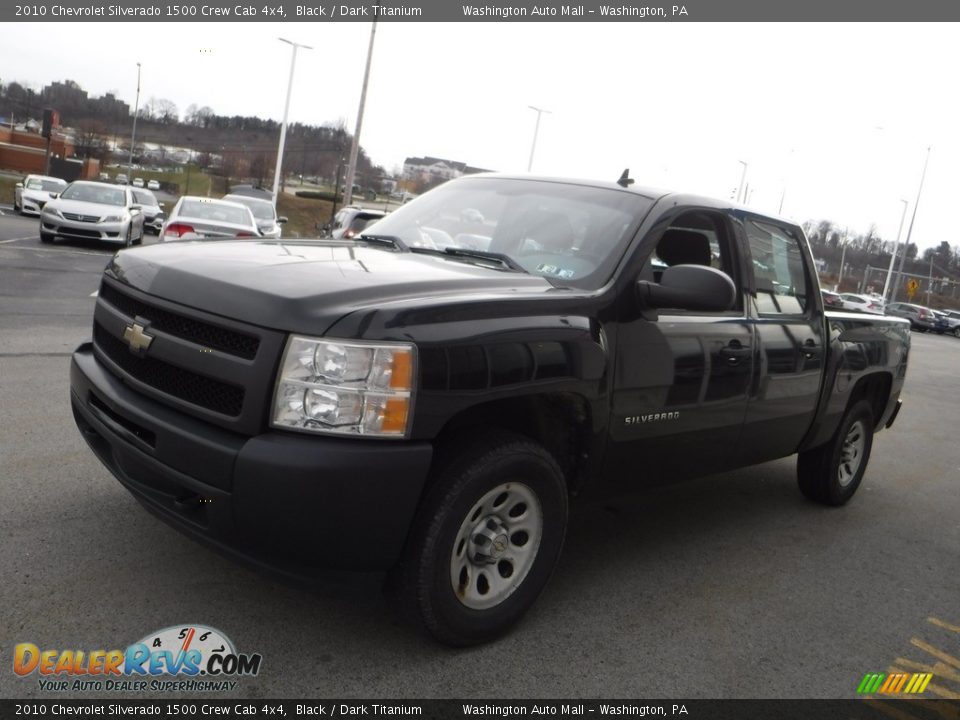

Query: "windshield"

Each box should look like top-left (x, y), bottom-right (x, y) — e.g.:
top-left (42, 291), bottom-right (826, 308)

top-left (132, 190), bottom-right (157, 206)
top-left (27, 178), bottom-right (67, 192)
top-left (60, 184), bottom-right (126, 206)
top-left (226, 196), bottom-right (275, 221)
top-left (365, 177), bottom-right (653, 289)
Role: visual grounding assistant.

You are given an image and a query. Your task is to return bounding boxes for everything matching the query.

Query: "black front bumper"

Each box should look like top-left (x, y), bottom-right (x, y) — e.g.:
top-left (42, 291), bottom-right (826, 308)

top-left (70, 344), bottom-right (433, 572)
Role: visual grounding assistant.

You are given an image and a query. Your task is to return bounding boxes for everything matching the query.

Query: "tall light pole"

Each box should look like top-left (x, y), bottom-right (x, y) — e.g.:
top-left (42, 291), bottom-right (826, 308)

top-left (736, 160), bottom-right (748, 203)
top-left (890, 146), bottom-right (931, 303)
top-left (881, 199), bottom-right (909, 302)
top-left (344, 21), bottom-right (377, 208)
top-left (272, 38), bottom-right (313, 208)
top-left (527, 105), bottom-right (551, 172)
top-left (127, 62), bottom-right (141, 179)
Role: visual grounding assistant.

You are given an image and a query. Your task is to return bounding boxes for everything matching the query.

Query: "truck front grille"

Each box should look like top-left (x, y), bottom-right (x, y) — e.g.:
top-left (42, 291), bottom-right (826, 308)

top-left (99, 283), bottom-right (260, 360)
top-left (94, 324), bottom-right (245, 417)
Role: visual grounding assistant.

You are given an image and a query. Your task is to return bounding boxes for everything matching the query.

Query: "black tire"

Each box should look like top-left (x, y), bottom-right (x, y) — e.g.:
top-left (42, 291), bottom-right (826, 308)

top-left (13, 197), bottom-right (21, 214)
top-left (797, 400), bottom-right (874, 506)
top-left (396, 432), bottom-right (568, 646)
top-left (123, 225), bottom-right (133, 248)
top-left (954, 327), bottom-right (960, 339)
top-left (39, 231), bottom-right (54, 244)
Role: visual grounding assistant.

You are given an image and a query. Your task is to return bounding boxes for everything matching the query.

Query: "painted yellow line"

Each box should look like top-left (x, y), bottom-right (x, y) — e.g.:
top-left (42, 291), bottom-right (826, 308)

top-left (928, 617), bottom-right (960, 634)
top-left (911, 637), bottom-right (960, 670)
top-left (894, 657), bottom-right (960, 684)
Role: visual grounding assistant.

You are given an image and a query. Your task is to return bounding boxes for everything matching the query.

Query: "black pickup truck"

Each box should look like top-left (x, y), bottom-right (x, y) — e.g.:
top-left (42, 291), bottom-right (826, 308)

top-left (70, 173), bottom-right (910, 646)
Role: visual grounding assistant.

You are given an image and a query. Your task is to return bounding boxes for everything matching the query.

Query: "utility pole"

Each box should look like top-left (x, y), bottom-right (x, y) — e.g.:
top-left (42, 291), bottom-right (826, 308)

top-left (836, 228), bottom-right (849, 292)
top-left (891, 146), bottom-right (931, 303)
top-left (344, 20), bottom-right (377, 208)
top-left (273, 38), bottom-right (313, 208)
top-left (128, 63), bottom-right (141, 179)
top-left (736, 160), bottom-right (748, 203)
top-left (527, 106), bottom-right (552, 172)
top-left (881, 199), bottom-right (909, 303)
top-left (926, 254), bottom-right (934, 306)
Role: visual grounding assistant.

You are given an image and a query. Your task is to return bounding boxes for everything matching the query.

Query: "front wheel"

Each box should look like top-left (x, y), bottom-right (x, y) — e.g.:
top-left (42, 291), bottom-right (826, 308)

top-left (797, 400), bottom-right (874, 506)
top-left (397, 432), bottom-right (568, 646)
top-left (123, 225), bottom-right (133, 248)
top-left (40, 231), bottom-right (54, 243)
top-left (954, 327), bottom-right (960, 339)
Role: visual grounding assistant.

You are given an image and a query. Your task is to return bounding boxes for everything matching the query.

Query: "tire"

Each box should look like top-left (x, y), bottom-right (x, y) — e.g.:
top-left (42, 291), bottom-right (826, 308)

top-left (123, 225), bottom-right (133, 248)
top-left (40, 231), bottom-right (54, 244)
top-left (954, 327), bottom-right (960, 339)
top-left (797, 400), bottom-right (874, 506)
top-left (396, 432), bottom-right (568, 646)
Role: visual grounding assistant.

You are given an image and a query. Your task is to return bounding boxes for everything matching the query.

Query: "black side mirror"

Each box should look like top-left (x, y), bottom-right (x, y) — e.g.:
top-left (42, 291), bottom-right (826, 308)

top-left (637, 264), bottom-right (736, 312)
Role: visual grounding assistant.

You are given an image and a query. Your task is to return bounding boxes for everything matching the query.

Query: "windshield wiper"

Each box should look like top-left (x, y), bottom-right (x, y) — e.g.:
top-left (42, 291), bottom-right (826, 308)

top-left (355, 234), bottom-right (409, 251)
top-left (409, 246), bottom-right (527, 273)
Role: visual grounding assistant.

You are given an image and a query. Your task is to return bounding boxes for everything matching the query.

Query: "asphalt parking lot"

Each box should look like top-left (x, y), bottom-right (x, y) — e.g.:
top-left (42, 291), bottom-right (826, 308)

top-left (1, 213), bottom-right (958, 701)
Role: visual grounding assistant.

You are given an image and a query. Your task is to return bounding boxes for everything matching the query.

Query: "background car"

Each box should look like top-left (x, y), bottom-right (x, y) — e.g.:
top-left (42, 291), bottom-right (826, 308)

top-left (321, 206), bottom-right (387, 239)
top-left (821, 289), bottom-right (844, 308)
top-left (223, 192), bottom-right (287, 239)
top-left (131, 188), bottom-right (165, 234)
top-left (839, 293), bottom-right (885, 314)
top-left (115, 174), bottom-right (128, 185)
top-left (40, 180), bottom-right (145, 246)
top-left (147, 179), bottom-right (160, 191)
top-left (13, 174), bottom-right (67, 216)
top-left (932, 310), bottom-right (960, 337)
top-left (884, 302), bottom-right (944, 332)
top-left (160, 196), bottom-right (260, 241)
top-left (132, 178), bottom-right (145, 188)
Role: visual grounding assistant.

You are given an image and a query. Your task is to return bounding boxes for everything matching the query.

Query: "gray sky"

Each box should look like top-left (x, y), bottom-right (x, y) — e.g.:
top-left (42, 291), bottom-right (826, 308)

top-left (2, 22), bottom-right (957, 251)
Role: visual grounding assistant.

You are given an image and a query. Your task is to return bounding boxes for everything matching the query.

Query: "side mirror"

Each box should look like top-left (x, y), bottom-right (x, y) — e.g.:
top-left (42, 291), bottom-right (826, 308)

top-left (159, 202), bottom-right (166, 208)
top-left (636, 264), bottom-right (736, 312)
top-left (49, 193), bottom-right (59, 199)
top-left (130, 205), bottom-right (142, 212)
top-left (278, 216), bottom-right (288, 224)
top-left (16, 182), bottom-right (23, 189)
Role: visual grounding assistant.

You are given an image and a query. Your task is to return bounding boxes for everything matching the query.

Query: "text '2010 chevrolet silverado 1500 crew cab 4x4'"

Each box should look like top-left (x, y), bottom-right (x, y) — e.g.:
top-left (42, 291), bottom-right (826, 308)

top-left (71, 173), bottom-right (910, 646)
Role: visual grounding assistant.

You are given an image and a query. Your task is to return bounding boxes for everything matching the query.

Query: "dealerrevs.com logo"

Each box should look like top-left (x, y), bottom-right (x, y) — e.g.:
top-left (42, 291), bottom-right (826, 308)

top-left (14, 625), bottom-right (263, 693)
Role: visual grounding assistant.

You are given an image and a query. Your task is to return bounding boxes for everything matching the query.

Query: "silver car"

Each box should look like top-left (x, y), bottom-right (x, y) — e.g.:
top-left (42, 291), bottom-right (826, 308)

top-left (40, 181), bottom-right (146, 246)
top-left (222, 193), bottom-right (287, 239)
top-left (14, 175), bottom-right (67, 216)
top-left (131, 188), bottom-right (165, 234)
top-left (160, 197), bottom-right (260, 241)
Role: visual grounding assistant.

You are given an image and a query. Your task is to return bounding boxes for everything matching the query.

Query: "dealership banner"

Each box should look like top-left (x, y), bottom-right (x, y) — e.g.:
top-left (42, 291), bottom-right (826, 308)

top-left (4, 0), bottom-right (960, 21)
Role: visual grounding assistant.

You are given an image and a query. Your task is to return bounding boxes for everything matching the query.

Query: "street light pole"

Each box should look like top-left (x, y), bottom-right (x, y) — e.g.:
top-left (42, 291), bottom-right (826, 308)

top-left (344, 20), bottom-right (377, 208)
top-left (881, 199), bottom-right (909, 303)
top-left (527, 105), bottom-right (551, 172)
top-left (736, 160), bottom-right (748, 203)
top-left (890, 146), bottom-right (931, 303)
top-left (272, 38), bottom-right (313, 208)
top-left (127, 62), bottom-right (141, 179)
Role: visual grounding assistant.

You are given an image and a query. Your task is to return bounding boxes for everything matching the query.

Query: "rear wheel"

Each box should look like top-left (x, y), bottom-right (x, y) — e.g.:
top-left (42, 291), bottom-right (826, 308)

top-left (397, 432), bottom-right (568, 646)
top-left (797, 400), bottom-right (874, 506)
top-left (40, 231), bottom-right (54, 244)
top-left (954, 327), bottom-right (960, 339)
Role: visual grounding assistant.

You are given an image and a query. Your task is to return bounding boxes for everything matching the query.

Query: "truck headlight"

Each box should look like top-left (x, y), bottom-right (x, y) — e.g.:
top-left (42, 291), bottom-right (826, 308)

top-left (272, 336), bottom-right (415, 438)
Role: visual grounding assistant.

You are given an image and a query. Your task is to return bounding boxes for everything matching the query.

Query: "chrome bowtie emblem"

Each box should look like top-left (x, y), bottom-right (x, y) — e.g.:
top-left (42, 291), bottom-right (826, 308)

top-left (122, 322), bottom-right (154, 354)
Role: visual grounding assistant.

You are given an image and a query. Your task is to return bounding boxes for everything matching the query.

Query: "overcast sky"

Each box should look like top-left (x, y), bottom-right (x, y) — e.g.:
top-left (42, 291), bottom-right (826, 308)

top-left (2, 22), bottom-right (957, 251)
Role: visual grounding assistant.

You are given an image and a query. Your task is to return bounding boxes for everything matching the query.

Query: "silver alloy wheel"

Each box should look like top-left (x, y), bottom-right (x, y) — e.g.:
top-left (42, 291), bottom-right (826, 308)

top-left (449, 482), bottom-right (543, 610)
top-left (838, 420), bottom-right (866, 487)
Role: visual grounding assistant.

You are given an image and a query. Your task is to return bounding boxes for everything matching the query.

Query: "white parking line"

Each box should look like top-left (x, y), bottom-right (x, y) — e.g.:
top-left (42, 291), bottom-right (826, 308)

top-left (0, 244), bottom-right (110, 257)
top-left (0, 236), bottom-right (38, 244)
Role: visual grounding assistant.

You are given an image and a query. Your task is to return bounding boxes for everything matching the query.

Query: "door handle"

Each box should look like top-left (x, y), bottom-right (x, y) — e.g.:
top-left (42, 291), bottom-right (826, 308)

top-left (801, 340), bottom-right (823, 359)
top-left (719, 342), bottom-right (751, 364)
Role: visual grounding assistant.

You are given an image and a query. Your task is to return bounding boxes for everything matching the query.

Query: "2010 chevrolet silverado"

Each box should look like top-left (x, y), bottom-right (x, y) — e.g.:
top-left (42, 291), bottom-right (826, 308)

top-left (70, 173), bottom-right (910, 645)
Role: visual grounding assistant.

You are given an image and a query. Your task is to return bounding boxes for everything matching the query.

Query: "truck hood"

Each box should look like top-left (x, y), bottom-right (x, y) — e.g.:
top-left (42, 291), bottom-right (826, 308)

top-left (105, 240), bottom-right (559, 335)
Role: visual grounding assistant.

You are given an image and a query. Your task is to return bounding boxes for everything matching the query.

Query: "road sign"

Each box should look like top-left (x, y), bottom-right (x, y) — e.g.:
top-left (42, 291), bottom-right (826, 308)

top-left (907, 278), bottom-right (919, 300)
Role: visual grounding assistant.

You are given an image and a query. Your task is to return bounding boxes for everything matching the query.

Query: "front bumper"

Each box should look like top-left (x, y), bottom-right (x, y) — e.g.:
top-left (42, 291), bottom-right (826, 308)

top-left (20, 195), bottom-right (47, 215)
top-left (70, 343), bottom-right (433, 572)
top-left (42, 213), bottom-right (127, 242)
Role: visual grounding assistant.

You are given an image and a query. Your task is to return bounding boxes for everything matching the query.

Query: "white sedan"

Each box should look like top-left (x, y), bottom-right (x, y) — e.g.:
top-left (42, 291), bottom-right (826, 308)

top-left (14, 175), bottom-right (67, 216)
top-left (839, 293), bottom-right (885, 315)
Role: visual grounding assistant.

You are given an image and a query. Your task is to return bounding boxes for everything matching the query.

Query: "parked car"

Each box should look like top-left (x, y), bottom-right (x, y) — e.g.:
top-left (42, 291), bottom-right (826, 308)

top-left (13, 174), bottom-right (67, 216)
top-left (132, 178), bottom-right (145, 188)
top-left (321, 206), bottom-right (387, 239)
top-left (839, 293), bottom-right (885, 315)
top-left (932, 310), bottom-right (960, 337)
top-left (147, 179), bottom-right (161, 191)
top-left (884, 302), bottom-right (945, 332)
top-left (223, 193), bottom-right (287, 239)
top-left (115, 174), bottom-right (129, 185)
top-left (160, 196), bottom-right (260, 241)
top-left (40, 180), bottom-right (145, 246)
top-left (131, 188), bottom-right (165, 234)
top-left (71, 172), bottom-right (910, 646)
top-left (821, 289), bottom-right (844, 308)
